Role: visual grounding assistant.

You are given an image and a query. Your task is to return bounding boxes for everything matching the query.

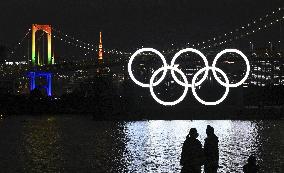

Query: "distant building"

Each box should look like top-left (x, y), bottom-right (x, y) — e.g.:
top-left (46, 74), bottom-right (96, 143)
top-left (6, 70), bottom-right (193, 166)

top-left (247, 49), bottom-right (284, 86)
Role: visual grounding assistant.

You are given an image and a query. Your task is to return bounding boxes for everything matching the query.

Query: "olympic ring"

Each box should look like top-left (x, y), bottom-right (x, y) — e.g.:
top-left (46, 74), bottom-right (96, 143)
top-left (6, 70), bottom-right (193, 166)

top-left (212, 49), bottom-right (250, 88)
top-left (170, 48), bottom-right (209, 87)
top-left (150, 66), bottom-right (189, 106)
top-left (128, 48), bottom-right (250, 106)
top-left (128, 48), bottom-right (167, 88)
top-left (192, 67), bottom-right (230, 105)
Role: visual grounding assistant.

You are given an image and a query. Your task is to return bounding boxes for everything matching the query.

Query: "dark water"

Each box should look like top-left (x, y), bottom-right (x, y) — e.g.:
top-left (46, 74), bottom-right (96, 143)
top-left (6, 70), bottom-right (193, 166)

top-left (0, 116), bottom-right (283, 173)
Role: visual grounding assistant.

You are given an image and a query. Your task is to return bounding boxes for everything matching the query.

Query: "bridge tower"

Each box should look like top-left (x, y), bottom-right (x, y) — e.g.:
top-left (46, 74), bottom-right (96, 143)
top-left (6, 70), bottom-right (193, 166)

top-left (28, 24), bottom-right (53, 96)
top-left (28, 72), bottom-right (52, 96)
top-left (98, 31), bottom-right (103, 64)
top-left (31, 24), bottom-right (54, 66)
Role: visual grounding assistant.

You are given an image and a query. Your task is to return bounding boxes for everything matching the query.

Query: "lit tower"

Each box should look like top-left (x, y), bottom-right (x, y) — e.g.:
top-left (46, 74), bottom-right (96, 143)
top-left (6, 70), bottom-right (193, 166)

top-left (98, 31), bottom-right (103, 63)
top-left (28, 24), bottom-right (54, 96)
top-left (31, 24), bottom-right (54, 66)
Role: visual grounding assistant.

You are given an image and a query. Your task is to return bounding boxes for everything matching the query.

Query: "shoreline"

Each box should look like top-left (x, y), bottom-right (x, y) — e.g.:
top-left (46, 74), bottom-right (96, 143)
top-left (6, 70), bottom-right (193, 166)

top-left (2, 106), bottom-right (283, 120)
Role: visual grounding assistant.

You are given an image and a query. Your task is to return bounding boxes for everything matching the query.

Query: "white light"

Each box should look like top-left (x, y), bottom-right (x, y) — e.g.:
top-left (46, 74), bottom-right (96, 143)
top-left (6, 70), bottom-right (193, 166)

top-left (212, 49), bottom-right (250, 87)
top-left (170, 48), bottom-right (209, 87)
top-left (192, 66), bottom-right (229, 105)
top-left (128, 48), bottom-right (167, 88)
top-left (149, 66), bottom-right (188, 106)
top-left (128, 48), bottom-right (250, 106)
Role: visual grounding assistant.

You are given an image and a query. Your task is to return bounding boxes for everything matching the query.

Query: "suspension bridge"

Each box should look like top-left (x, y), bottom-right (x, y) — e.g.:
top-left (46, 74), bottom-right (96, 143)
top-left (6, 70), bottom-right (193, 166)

top-left (1, 7), bottom-right (283, 96)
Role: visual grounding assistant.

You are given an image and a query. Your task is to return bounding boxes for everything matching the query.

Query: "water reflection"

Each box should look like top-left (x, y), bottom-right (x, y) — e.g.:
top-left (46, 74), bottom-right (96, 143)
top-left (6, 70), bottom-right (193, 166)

top-left (21, 116), bottom-right (64, 172)
top-left (256, 121), bottom-right (283, 173)
top-left (123, 120), bottom-right (260, 172)
top-left (0, 117), bottom-right (282, 172)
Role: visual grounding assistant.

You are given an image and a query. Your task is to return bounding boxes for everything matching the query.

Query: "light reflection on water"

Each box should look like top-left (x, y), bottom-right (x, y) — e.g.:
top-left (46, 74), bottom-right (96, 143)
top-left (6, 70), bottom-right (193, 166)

top-left (21, 116), bottom-right (64, 172)
top-left (123, 120), bottom-right (261, 173)
top-left (0, 116), bottom-right (282, 173)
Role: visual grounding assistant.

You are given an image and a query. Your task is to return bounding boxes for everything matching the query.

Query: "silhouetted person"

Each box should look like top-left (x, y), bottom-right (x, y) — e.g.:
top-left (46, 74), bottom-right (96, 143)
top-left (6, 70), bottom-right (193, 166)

top-left (243, 155), bottom-right (259, 173)
top-left (180, 128), bottom-right (203, 173)
top-left (204, 125), bottom-right (219, 173)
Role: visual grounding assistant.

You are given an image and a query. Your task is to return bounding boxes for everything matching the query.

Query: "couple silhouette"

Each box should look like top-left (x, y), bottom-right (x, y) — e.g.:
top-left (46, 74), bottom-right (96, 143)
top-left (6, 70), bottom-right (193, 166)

top-left (180, 125), bottom-right (219, 173)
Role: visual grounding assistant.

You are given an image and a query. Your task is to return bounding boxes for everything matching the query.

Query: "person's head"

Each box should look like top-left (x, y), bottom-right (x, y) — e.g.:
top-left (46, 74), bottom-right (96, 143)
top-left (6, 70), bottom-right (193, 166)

top-left (189, 128), bottom-right (198, 138)
top-left (206, 125), bottom-right (214, 136)
top-left (248, 155), bottom-right (256, 165)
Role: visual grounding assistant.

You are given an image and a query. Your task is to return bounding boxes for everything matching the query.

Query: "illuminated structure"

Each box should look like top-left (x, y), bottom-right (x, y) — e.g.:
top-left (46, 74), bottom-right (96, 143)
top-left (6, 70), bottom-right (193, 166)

top-left (28, 72), bottom-right (52, 96)
top-left (98, 31), bottom-right (103, 63)
top-left (31, 24), bottom-right (53, 66)
top-left (128, 48), bottom-right (250, 106)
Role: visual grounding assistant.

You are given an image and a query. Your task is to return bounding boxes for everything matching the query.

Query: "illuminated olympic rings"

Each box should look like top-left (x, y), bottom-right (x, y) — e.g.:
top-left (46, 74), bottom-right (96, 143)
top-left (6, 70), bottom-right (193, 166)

top-left (128, 48), bottom-right (250, 106)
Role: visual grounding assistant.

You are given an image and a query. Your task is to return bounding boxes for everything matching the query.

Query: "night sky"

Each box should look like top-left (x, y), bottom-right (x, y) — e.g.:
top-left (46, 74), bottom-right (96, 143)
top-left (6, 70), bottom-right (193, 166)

top-left (0, 0), bottom-right (283, 57)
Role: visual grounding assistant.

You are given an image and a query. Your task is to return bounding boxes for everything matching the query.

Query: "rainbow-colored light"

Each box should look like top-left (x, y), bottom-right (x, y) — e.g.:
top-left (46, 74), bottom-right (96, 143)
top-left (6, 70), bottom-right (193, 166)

top-left (32, 24), bottom-right (53, 66)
